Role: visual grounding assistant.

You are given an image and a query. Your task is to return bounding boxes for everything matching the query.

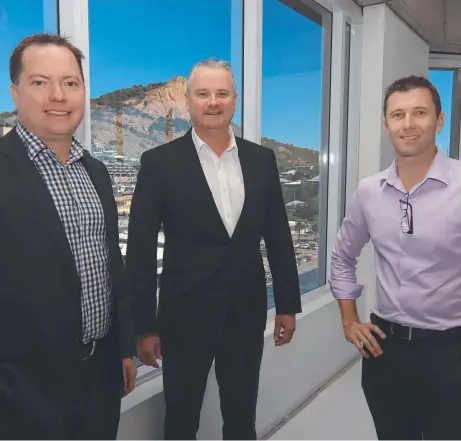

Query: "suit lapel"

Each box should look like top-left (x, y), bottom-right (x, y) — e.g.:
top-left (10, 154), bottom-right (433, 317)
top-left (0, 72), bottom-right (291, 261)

top-left (178, 131), bottom-right (258, 240)
top-left (3, 131), bottom-right (78, 273)
top-left (232, 139), bottom-right (253, 238)
top-left (180, 131), bottom-right (230, 239)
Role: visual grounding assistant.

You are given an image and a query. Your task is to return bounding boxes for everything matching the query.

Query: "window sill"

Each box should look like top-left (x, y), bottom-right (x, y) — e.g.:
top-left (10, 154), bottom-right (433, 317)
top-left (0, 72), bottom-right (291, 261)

top-left (121, 283), bottom-right (335, 414)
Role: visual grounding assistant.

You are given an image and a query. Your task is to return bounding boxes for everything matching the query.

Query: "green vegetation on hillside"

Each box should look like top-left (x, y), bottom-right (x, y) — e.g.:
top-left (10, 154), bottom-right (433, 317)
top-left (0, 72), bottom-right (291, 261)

top-left (261, 136), bottom-right (319, 170)
top-left (91, 82), bottom-right (165, 107)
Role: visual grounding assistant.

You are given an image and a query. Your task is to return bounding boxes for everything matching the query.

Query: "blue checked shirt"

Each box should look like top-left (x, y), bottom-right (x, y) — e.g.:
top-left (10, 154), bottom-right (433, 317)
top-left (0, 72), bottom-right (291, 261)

top-left (16, 122), bottom-right (112, 342)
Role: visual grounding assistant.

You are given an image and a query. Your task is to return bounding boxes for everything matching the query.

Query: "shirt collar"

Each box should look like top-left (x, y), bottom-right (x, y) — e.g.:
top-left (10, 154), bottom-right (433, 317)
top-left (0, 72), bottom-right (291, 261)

top-left (15, 121), bottom-right (86, 163)
top-left (191, 126), bottom-right (238, 154)
top-left (380, 149), bottom-right (449, 188)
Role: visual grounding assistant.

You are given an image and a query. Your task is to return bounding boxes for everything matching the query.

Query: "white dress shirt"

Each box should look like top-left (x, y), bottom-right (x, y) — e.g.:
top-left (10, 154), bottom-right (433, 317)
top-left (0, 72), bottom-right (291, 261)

top-left (192, 127), bottom-right (245, 236)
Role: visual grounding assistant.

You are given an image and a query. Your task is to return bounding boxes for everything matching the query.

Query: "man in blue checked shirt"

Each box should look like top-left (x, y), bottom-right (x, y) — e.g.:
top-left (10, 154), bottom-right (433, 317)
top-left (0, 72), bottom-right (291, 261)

top-left (0, 33), bottom-right (136, 439)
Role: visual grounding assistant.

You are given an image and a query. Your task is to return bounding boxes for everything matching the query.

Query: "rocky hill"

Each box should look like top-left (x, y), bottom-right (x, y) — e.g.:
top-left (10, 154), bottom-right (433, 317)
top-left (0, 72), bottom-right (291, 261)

top-left (0, 76), bottom-right (319, 169)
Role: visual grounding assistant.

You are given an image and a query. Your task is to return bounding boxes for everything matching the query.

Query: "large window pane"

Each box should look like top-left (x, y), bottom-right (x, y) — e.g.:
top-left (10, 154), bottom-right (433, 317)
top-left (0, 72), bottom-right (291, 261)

top-left (89, 0), bottom-right (242, 368)
top-left (0, 0), bottom-right (58, 134)
top-left (89, 0), bottom-right (242, 299)
top-left (429, 69), bottom-right (453, 157)
top-left (262, 0), bottom-right (332, 307)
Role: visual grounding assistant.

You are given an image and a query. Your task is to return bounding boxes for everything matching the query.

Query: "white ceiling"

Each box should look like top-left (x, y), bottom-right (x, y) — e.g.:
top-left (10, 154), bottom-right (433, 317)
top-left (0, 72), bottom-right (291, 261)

top-left (352, 0), bottom-right (461, 53)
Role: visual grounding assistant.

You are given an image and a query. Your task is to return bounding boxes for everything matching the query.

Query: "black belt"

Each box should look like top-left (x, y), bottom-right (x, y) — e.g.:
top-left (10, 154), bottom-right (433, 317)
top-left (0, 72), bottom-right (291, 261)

top-left (371, 313), bottom-right (461, 341)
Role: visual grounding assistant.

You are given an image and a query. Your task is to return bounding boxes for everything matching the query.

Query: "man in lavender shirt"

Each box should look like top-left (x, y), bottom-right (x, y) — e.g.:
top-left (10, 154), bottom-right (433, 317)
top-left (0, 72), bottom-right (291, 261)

top-left (330, 75), bottom-right (461, 440)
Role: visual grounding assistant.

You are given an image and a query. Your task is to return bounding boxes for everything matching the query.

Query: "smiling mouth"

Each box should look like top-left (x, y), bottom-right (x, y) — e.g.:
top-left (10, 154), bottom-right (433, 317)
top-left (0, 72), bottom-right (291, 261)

top-left (46, 110), bottom-right (71, 116)
top-left (400, 135), bottom-right (418, 141)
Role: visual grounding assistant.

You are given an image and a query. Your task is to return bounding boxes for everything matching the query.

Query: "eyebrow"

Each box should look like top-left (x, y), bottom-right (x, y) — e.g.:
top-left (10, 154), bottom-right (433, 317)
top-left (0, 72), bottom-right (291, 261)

top-left (27, 74), bottom-right (82, 81)
top-left (194, 88), bottom-right (231, 93)
top-left (390, 106), bottom-right (429, 113)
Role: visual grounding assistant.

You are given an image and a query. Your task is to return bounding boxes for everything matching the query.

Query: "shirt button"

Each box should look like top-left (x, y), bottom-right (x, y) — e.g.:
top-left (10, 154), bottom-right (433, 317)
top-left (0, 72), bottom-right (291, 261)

top-left (401, 281), bottom-right (406, 286)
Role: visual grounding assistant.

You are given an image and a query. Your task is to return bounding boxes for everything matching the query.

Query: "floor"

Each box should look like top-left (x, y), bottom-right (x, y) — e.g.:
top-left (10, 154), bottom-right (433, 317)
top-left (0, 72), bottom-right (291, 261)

top-left (268, 361), bottom-right (377, 440)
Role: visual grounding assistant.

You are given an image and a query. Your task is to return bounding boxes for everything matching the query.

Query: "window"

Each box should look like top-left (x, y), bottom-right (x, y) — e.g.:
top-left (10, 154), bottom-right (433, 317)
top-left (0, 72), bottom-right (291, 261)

top-left (88, 0), bottom-right (243, 272)
top-left (0, 0), bottom-right (58, 134)
top-left (428, 69), bottom-right (454, 157)
top-left (262, 0), bottom-right (332, 307)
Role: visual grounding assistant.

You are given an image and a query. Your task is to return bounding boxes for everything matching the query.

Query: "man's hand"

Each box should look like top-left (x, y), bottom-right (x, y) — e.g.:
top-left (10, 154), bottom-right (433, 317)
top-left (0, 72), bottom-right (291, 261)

top-left (343, 320), bottom-right (386, 358)
top-left (137, 333), bottom-right (162, 368)
top-left (274, 314), bottom-right (296, 346)
top-left (122, 358), bottom-right (137, 397)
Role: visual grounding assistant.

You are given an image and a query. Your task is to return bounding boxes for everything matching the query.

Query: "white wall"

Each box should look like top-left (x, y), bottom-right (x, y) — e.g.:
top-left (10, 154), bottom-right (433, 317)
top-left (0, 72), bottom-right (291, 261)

top-left (356, 3), bottom-right (429, 314)
top-left (359, 3), bottom-right (429, 179)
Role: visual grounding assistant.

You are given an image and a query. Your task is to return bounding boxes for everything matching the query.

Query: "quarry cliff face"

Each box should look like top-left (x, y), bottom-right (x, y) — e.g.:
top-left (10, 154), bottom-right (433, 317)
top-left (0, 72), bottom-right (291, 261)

top-left (0, 74), bottom-right (318, 167)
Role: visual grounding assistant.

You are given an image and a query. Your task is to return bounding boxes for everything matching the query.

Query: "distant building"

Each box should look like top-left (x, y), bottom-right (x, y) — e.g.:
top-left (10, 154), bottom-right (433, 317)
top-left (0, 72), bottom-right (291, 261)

top-left (307, 175), bottom-right (320, 188)
top-left (280, 170), bottom-right (296, 177)
top-left (106, 162), bottom-right (139, 184)
top-left (284, 180), bottom-right (302, 186)
top-left (286, 200), bottom-right (307, 208)
top-left (295, 164), bottom-right (315, 174)
top-left (282, 180), bottom-right (302, 201)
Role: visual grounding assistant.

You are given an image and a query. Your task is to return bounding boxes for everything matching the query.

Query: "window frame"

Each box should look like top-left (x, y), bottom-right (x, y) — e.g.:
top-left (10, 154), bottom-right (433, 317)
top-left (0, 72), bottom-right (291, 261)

top-left (57, 0), bottom-right (362, 384)
top-left (59, 0), bottom-right (362, 293)
top-left (244, 0), bottom-right (362, 317)
top-left (326, 8), bottom-right (360, 283)
top-left (429, 53), bottom-right (461, 160)
top-left (59, 0), bottom-right (91, 149)
top-left (258, 0), bottom-right (333, 291)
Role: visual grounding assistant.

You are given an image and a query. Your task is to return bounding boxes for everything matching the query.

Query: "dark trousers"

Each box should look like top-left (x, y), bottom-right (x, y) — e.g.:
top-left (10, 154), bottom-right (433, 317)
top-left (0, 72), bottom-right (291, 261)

top-left (362, 319), bottom-right (461, 440)
top-left (0, 332), bottom-right (122, 440)
top-left (162, 309), bottom-right (264, 440)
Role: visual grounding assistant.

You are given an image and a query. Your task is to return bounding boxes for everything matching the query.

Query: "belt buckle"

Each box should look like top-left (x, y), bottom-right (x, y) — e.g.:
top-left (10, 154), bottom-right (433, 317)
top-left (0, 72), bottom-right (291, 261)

top-left (389, 322), bottom-right (413, 340)
top-left (406, 326), bottom-right (413, 341)
top-left (82, 341), bottom-right (96, 361)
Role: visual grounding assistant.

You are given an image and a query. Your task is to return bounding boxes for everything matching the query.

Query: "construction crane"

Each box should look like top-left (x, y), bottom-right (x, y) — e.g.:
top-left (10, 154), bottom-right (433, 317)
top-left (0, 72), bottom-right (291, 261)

top-left (115, 106), bottom-right (123, 156)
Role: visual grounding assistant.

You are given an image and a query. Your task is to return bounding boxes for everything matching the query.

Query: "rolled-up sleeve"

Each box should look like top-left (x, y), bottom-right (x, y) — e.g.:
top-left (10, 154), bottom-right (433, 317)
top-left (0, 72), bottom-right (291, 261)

top-left (329, 188), bottom-right (370, 300)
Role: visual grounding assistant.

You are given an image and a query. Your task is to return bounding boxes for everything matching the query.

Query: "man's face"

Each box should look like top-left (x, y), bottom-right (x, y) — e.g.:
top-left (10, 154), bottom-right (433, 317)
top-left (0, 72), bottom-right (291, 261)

top-left (383, 87), bottom-right (444, 158)
top-left (11, 44), bottom-right (85, 143)
top-left (186, 66), bottom-right (237, 132)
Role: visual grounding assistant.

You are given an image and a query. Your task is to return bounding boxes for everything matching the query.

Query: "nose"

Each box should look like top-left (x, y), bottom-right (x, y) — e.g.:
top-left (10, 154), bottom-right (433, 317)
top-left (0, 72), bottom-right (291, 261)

top-left (49, 83), bottom-right (66, 102)
top-left (402, 114), bottom-right (414, 129)
top-left (207, 94), bottom-right (219, 106)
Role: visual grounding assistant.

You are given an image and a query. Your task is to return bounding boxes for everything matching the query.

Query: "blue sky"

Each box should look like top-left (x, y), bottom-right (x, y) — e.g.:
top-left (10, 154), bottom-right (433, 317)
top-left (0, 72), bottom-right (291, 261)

top-left (87, 0), bottom-right (323, 149)
top-left (0, 0), bottom-right (454, 152)
top-left (428, 69), bottom-right (452, 156)
top-left (0, 0), bottom-right (57, 98)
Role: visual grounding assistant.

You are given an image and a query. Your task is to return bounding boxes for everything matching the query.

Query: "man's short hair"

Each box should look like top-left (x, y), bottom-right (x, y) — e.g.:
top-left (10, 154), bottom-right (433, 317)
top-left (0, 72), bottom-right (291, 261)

top-left (187, 58), bottom-right (236, 94)
top-left (10, 33), bottom-right (85, 85)
top-left (383, 75), bottom-right (441, 118)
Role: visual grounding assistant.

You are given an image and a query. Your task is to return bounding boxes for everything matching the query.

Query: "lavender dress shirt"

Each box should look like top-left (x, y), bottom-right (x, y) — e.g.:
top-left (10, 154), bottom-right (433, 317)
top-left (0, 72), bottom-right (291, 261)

top-left (330, 151), bottom-right (461, 330)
